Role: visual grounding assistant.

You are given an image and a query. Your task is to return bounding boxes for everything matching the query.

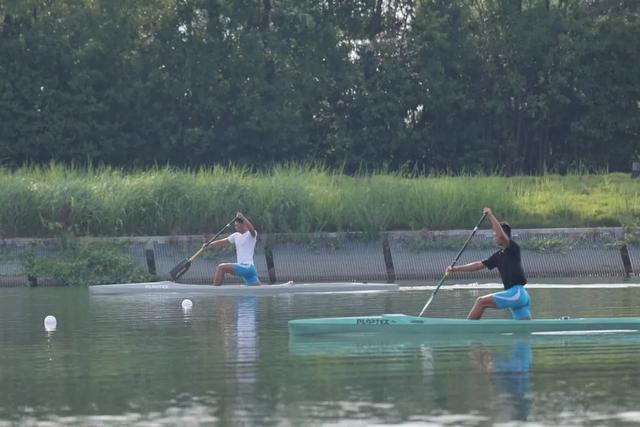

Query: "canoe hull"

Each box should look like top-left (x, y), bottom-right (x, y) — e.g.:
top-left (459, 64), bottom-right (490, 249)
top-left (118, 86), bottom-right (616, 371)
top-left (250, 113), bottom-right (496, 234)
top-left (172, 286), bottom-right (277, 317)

top-left (288, 314), bottom-right (640, 336)
top-left (90, 281), bottom-right (398, 296)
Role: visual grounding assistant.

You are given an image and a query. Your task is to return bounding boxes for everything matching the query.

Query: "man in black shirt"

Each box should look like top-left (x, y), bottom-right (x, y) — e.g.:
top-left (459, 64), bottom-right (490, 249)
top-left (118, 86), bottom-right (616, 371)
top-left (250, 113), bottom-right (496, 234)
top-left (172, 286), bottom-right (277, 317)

top-left (447, 208), bottom-right (531, 320)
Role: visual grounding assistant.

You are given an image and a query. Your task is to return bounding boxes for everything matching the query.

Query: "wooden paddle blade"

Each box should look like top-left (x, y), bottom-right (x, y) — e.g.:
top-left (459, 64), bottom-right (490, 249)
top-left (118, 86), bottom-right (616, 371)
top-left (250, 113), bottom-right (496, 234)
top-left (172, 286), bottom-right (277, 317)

top-left (169, 258), bottom-right (192, 281)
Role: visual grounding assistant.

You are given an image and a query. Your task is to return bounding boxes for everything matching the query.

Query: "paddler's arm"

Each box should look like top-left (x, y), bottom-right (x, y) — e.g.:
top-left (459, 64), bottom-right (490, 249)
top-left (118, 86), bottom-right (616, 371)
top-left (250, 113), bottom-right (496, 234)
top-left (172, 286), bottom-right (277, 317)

top-left (484, 207), bottom-right (510, 248)
top-left (236, 212), bottom-right (257, 237)
top-left (447, 262), bottom-right (486, 273)
top-left (205, 238), bottom-right (231, 249)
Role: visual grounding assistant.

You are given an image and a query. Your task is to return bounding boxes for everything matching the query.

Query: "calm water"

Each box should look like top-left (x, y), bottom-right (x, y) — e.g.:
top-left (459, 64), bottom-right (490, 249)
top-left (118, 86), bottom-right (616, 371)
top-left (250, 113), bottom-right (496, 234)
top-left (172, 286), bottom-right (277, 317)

top-left (1, 283), bottom-right (640, 426)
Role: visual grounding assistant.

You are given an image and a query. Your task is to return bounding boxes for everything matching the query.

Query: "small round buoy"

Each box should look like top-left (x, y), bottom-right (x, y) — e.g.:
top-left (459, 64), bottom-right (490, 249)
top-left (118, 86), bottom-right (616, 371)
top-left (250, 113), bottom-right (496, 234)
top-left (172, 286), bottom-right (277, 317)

top-left (181, 299), bottom-right (193, 310)
top-left (44, 315), bottom-right (57, 331)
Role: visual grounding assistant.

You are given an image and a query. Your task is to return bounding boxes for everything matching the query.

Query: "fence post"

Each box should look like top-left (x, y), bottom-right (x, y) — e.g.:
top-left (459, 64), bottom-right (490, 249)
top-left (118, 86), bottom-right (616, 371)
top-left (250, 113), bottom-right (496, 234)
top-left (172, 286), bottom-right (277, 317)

top-left (27, 275), bottom-right (38, 287)
top-left (620, 244), bottom-right (633, 278)
top-left (145, 241), bottom-right (157, 276)
top-left (264, 235), bottom-right (277, 284)
top-left (382, 233), bottom-right (396, 283)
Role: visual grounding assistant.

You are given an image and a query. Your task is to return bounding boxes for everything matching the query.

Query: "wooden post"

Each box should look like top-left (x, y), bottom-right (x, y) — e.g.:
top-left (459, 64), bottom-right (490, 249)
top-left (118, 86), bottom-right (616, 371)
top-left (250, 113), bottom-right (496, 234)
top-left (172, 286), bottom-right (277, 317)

top-left (27, 275), bottom-right (38, 287)
top-left (620, 244), bottom-right (633, 278)
top-left (145, 241), bottom-right (157, 276)
top-left (382, 234), bottom-right (396, 283)
top-left (264, 235), bottom-right (277, 284)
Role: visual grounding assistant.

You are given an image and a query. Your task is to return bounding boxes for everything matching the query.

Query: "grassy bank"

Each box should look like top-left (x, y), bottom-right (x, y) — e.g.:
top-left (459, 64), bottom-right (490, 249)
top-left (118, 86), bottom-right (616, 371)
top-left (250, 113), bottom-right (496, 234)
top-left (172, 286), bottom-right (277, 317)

top-left (0, 165), bottom-right (638, 237)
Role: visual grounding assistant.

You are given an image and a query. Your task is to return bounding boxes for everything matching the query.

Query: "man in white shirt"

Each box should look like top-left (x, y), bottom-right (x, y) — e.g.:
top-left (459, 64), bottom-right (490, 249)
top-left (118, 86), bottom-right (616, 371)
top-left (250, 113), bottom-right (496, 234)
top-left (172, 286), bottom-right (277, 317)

top-left (206, 212), bottom-right (261, 286)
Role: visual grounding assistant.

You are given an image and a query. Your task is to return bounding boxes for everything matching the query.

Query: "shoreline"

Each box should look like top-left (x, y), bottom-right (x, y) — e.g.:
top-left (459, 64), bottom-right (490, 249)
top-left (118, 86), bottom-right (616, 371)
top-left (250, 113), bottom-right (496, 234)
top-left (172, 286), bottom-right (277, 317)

top-left (0, 226), bottom-right (636, 287)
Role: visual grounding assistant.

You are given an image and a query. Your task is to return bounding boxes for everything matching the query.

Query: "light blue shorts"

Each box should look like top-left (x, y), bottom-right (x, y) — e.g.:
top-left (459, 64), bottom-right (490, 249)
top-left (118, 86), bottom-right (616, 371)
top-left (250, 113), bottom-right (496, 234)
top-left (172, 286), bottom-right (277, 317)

top-left (232, 263), bottom-right (260, 286)
top-left (491, 285), bottom-right (531, 320)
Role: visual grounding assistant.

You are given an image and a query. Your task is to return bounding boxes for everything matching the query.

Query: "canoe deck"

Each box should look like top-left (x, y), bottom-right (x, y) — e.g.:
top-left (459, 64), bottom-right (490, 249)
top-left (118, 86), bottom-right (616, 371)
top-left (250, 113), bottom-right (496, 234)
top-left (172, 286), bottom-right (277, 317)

top-left (89, 281), bottom-right (398, 296)
top-left (288, 314), bottom-right (640, 336)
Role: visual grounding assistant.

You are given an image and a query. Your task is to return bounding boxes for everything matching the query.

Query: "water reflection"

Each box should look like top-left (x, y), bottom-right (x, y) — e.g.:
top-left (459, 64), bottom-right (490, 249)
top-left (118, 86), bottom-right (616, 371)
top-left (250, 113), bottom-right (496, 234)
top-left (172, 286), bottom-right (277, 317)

top-left (2, 287), bottom-right (639, 425)
top-left (213, 297), bottom-right (259, 424)
top-left (289, 332), bottom-right (640, 424)
top-left (235, 297), bottom-right (258, 377)
top-left (467, 339), bottom-right (532, 421)
top-left (212, 296), bottom-right (259, 372)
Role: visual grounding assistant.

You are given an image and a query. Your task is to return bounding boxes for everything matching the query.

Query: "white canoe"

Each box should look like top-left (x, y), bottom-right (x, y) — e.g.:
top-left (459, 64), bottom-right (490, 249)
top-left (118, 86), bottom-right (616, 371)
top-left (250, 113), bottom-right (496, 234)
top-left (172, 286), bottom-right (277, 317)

top-left (89, 281), bottom-right (399, 296)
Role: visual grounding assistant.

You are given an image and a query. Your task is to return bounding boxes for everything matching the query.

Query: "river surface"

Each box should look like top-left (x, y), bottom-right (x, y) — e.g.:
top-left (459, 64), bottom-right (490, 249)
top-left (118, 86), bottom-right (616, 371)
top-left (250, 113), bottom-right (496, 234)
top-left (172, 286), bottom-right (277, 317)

top-left (1, 283), bottom-right (640, 426)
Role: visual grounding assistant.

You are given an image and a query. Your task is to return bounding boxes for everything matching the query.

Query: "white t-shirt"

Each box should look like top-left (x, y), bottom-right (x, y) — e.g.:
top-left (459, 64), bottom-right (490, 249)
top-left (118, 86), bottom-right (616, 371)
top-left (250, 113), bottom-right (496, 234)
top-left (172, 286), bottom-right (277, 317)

top-left (226, 231), bottom-right (257, 265)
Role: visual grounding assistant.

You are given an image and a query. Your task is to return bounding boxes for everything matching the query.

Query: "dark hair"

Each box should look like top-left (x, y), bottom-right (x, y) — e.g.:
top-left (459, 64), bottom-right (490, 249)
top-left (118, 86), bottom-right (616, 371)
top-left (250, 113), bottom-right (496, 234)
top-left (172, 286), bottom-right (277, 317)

top-left (500, 222), bottom-right (511, 237)
top-left (234, 217), bottom-right (244, 224)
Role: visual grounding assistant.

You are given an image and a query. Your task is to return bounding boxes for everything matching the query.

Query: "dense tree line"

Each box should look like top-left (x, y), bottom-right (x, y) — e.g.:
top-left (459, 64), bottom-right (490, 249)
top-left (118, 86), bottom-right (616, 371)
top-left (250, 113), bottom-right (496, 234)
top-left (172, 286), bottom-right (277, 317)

top-left (1, 0), bottom-right (639, 173)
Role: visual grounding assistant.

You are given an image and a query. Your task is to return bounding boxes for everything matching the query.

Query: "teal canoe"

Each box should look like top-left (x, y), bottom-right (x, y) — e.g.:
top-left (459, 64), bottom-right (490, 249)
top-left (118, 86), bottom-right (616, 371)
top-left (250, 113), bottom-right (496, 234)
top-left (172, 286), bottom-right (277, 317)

top-left (288, 314), bottom-right (640, 336)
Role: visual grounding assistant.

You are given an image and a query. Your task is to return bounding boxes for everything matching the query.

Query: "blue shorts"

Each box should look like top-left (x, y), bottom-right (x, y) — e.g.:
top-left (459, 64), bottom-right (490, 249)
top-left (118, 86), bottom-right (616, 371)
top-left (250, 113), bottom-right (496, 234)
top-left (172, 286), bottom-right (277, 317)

top-left (232, 263), bottom-right (260, 286)
top-left (491, 285), bottom-right (531, 320)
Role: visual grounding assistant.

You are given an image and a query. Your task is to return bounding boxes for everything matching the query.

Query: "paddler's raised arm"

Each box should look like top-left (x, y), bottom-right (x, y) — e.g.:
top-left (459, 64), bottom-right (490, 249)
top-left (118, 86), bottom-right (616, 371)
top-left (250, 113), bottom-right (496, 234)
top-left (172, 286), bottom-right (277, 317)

top-left (484, 207), bottom-right (510, 248)
top-left (236, 212), bottom-right (256, 237)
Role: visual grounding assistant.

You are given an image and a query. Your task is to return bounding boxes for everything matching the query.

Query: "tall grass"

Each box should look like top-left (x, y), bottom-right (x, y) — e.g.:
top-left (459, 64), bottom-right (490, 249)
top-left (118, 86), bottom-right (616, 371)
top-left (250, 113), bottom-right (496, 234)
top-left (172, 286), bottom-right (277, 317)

top-left (0, 164), bottom-right (638, 237)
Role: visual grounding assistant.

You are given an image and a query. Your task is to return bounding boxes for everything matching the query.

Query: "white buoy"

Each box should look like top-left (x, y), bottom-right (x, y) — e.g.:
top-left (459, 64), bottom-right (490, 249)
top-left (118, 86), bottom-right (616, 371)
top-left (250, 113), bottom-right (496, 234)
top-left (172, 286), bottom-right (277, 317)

top-left (181, 299), bottom-right (193, 310)
top-left (44, 315), bottom-right (57, 331)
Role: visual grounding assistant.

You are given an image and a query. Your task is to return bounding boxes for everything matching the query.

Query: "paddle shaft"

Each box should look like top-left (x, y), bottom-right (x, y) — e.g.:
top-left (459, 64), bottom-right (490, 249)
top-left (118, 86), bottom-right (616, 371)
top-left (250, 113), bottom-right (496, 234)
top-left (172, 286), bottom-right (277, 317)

top-left (418, 213), bottom-right (488, 317)
top-left (170, 219), bottom-right (235, 280)
top-left (193, 220), bottom-right (236, 260)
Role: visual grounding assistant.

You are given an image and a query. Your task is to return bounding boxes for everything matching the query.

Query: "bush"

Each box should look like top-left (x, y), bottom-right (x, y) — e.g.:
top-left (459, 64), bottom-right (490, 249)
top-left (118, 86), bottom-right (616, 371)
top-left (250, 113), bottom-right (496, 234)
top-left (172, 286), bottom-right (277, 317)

top-left (21, 234), bottom-right (154, 286)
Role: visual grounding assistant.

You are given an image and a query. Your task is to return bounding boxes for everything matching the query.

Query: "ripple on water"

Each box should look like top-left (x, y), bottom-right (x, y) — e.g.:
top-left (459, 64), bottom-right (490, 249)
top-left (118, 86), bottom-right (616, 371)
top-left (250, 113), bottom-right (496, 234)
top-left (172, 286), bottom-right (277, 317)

top-left (2, 286), bottom-right (640, 425)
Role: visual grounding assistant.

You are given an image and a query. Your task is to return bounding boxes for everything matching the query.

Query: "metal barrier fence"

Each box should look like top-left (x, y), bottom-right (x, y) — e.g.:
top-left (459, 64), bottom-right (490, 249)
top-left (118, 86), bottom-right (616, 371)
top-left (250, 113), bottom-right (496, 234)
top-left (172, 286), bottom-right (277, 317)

top-left (0, 227), bottom-right (635, 286)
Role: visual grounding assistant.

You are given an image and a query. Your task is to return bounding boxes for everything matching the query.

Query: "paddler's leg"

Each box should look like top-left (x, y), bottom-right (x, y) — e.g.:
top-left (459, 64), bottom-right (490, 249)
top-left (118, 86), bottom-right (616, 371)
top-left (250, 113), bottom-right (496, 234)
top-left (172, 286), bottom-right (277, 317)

top-left (233, 263), bottom-right (262, 287)
top-left (483, 285), bottom-right (531, 320)
top-left (242, 266), bottom-right (262, 287)
top-left (510, 287), bottom-right (532, 320)
top-left (467, 294), bottom-right (498, 320)
top-left (511, 305), bottom-right (532, 320)
top-left (213, 263), bottom-right (235, 286)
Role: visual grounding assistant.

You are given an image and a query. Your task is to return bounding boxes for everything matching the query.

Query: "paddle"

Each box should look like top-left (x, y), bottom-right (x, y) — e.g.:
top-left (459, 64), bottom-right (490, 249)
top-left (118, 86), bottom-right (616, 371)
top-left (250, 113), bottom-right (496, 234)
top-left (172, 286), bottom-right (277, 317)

top-left (417, 212), bottom-right (488, 317)
top-left (169, 218), bottom-right (235, 281)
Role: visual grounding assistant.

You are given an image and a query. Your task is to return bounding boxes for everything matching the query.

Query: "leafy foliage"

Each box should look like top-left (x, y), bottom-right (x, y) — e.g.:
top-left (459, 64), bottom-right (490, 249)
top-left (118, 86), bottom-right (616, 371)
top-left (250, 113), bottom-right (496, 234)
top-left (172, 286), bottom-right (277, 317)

top-left (1, 166), bottom-right (638, 237)
top-left (21, 234), bottom-right (154, 286)
top-left (0, 0), bottom-right (639, 173)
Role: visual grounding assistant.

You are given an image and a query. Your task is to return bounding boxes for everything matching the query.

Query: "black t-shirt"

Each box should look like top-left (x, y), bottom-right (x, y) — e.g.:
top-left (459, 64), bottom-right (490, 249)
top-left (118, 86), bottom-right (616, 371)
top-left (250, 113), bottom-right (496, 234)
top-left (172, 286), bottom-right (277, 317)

top-left (482, 240), bottom-right (527, 290)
